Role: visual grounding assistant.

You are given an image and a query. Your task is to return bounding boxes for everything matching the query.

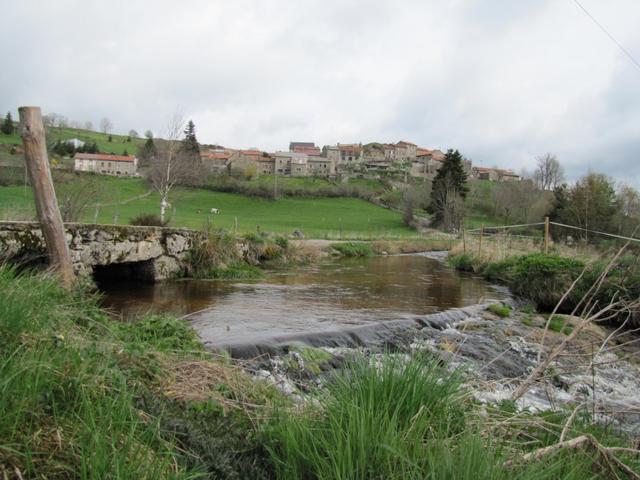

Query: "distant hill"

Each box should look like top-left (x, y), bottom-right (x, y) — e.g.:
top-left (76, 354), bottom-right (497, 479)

top-left (0, 125), bottom-right (144, 166)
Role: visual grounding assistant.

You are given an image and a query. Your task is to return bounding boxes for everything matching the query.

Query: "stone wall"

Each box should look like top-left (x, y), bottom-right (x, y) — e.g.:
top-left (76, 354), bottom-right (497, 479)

top-left (0, 222), bottom-right (199, 281)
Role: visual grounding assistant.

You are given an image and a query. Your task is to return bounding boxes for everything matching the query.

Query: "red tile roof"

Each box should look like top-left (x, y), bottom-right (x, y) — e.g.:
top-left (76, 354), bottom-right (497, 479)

top-left (338, 144), bottom-right (362, 153)
top-left (201, 152), bottom-right (231, 160)
top-left (239, 150), bottom-right (263, 156)
top-left (74, 153), bottom-right (136, 162)
top-left (291, 145), bottom-right (322, 156)
top-left (396, 140), bottom-right (417, 147)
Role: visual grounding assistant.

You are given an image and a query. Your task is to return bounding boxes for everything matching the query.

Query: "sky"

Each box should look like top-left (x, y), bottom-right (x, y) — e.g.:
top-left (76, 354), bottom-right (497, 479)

top-left (2, 0), bottom-right (639, 187)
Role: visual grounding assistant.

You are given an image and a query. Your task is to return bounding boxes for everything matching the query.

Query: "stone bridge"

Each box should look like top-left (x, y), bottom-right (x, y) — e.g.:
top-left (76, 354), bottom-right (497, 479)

top-left (0, 221), bottom-right (200, 281)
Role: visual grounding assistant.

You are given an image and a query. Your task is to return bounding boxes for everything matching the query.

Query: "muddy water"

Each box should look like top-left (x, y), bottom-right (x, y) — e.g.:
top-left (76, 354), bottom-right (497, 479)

top-left (100, 253), bottom-right (507, 349)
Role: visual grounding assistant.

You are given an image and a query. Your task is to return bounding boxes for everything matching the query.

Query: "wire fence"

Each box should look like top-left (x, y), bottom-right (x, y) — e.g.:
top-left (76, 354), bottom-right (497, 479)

top-left (459, 218), bottom-right (640, 259)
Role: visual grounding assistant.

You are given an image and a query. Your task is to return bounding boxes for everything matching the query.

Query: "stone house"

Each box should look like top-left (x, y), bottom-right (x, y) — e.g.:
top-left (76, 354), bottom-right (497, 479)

top-left (336, 143), bottom-right (363, 163)
top-left (384, 144), bottom-right (397, 161)
top-left (228, 149), bottom-right (265, 175)
top-left (274, 151), bottom-right (309, 176)
top-left (308, 156), bottom-right (335, 176)
top-left (322, 145), bottom-right (340, 165)
top-left (256, 155), bottom-right (275, 175)
top-left (394, 141), bottom-right (418, 161)
top-left (74, 153), bottom-right (138, 176)
top-left (472, 167), bottom-right (519, 182)
top-left (200, 150), bottom-right (236, 174)
top-left (290, 154), bottom-right (309, 176)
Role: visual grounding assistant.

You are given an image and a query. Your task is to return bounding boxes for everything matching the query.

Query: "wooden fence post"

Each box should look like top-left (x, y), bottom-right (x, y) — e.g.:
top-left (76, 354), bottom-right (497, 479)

top-left (19, 106), bottom-right (74, 288)
top-left (478, 225), bottom-right (484, 256)
top-left (544, 216), bottom-right (550, 254)
top-left (462, 225), bottom-right (467, 253)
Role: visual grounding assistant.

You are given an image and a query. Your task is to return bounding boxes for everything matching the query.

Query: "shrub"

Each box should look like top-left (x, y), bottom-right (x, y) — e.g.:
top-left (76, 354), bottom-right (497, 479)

top-left (130, 213), bottom-right (167, 226)
top-left (330, 242), bottom-right (373, 257)
top-left (188, 230), bottom-right (241, 278)
top-left (487, 303), bottom-right (511, 318)
top-left (482, 256), bottom-right (518, 281)
top-left (243, 232), bottom-right (265, 244)
top-left (261, 244), bottom-right (282, 261)
top-left (509, 254), bottom-right (584, 311)
top-left (274, 236), bottom-right (289, 250)
top-left (449, 252), bottom-right (475, 272)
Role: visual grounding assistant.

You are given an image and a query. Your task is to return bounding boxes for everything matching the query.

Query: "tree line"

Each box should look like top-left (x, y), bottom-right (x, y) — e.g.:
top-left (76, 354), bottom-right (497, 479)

top-left (413, 150), bottom-right (639, 242)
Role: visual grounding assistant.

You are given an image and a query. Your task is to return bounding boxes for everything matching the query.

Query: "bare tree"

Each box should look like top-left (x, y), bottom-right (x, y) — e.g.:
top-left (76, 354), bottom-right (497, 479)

top-left (492, 180), bottom-right (552, 224)
top-left (616, 182), bottom-right (640, 235)
top-left (57, 174), bottom-right (105, 222)
top-left (57, 115), bottom-right (69, 129)
top-left (128, 129), bottom-right (139, 138)
top-left (148, 114), bottom-right (201, 223)
top-left (534, 153), bottom-right (564, 190)
top-left (99, 117), bottom-right (113, 134)
top-left (84, 120), bottom-right (93, 131)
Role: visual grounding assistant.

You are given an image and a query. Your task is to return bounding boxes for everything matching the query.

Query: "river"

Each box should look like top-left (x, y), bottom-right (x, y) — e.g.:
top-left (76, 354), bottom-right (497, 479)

top-left (99, 252), bottom-right (507, 350)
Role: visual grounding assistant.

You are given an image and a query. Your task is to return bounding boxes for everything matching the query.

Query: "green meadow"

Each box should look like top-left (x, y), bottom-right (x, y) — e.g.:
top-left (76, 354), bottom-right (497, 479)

top-left (0, 176), bottom-right (417, 239)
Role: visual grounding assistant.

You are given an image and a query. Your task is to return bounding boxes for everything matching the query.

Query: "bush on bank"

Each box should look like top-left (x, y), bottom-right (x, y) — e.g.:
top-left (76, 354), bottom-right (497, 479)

top-left (187, 229), bottom-right (309, 280)
top-left (449, 252), bottom-right (640, 321)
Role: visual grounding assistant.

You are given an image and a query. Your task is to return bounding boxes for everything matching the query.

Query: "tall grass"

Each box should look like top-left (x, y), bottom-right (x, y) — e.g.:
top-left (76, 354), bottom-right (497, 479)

top-left (264, 353), bottom-right (614, 480)
top-left (0, 267), bottom-right (192, 478)
top-left (266, 354), bottom-right (465, 479)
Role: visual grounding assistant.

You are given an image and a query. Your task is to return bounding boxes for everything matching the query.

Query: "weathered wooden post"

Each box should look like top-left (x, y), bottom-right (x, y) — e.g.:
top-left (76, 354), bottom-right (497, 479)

top-left (462, 225), bottom-right (467, 253)
top-left (19, 106), bottom-right (74, 288)
top-left (544, 216), bottom-right (550, 254)
top-left (478, 225), bottom-right (484, 256)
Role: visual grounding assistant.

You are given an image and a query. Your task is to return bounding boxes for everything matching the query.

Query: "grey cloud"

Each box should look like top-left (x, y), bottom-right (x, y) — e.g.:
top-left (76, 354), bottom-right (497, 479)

top-left (1, 0), bottom-right (639, 186)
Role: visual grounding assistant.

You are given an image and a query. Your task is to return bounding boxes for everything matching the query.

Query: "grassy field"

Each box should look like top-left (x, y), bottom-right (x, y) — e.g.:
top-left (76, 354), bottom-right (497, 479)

top-left (0, 175), bottom-right (417, 239)
top-left (0, 126), bottom-right (141, 164)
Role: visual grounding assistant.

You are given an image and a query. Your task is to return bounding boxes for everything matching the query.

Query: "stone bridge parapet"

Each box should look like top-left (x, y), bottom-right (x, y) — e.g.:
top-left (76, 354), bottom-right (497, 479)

top-left (0, 221), bottom-right (201, 281)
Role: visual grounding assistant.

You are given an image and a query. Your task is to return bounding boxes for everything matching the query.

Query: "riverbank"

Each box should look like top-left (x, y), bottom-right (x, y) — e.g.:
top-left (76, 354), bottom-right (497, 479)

top-left (446, 239), bottom-right (639, 327)
top-left (3, 266), bottom-right (640, 478)
top-left (186, 232), bottom-right (456, 280)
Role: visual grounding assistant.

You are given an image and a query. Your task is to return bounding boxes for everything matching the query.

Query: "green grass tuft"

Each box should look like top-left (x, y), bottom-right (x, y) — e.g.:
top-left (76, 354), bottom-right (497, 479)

top-left (546, 315), bottom-right (574, 335)
top-left (487, 303), bottom-right (511, 318)
top-left (330, 242), bottom-right (374, 257)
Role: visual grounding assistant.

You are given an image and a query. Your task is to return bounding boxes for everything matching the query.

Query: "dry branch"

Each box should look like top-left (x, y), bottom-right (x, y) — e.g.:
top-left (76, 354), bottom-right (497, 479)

top-left (505, 434), bottom-right (640, 479)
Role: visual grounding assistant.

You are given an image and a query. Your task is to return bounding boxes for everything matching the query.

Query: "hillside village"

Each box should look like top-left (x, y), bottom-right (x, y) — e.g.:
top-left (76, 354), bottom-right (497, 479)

top-left (73, 138), bottom-right (521, 182)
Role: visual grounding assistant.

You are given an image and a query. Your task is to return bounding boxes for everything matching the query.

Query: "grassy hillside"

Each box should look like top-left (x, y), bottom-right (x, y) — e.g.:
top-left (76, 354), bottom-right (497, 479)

top-left (0, 175), bottom-right (416, 239)
top-left (0, 126), bottom-right (141, 166)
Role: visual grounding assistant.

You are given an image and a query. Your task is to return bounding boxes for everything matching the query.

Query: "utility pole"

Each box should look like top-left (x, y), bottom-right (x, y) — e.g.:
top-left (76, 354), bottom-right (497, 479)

top-left (19, 106), bottom-right (74, 288)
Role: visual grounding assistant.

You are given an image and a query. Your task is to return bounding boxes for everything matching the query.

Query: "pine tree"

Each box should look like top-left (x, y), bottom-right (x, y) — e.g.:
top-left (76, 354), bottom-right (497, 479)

top-left (181, 120), bottom-right (200, 156)
top-left (427, 149), bottom-right (469, 231)
top-left (1, 112), bottom-right (15, 135)
top-left (138, 135), bottom-right (157, 167)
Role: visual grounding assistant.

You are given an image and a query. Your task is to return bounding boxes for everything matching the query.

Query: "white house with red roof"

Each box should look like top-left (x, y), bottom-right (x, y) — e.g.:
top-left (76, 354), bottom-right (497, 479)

top-left (73, 153), bottom-right (138, 176)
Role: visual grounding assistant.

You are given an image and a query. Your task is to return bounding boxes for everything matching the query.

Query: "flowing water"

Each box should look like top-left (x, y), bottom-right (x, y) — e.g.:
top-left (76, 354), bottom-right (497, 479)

top-left (100, 252), bottom-right (507, 351)
top-left (99, 252), bottom-right (640, 430)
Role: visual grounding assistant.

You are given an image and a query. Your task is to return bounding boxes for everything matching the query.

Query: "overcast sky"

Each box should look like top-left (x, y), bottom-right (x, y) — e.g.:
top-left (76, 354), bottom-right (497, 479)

top-left (2, 0), bottom-right (639, 186)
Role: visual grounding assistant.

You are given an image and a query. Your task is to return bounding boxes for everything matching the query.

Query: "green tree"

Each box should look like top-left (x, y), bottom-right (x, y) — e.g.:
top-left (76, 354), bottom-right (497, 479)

top-left (427, 149), bottom-right (468, 231)
top-left (138, 132), bottom-right (157, 167)
top-left (181, 120), bottom-right (200, 156)
top-left (552, 172), bottom-right (618, 241)
top-left (1, 112), bottom-right (15, 135)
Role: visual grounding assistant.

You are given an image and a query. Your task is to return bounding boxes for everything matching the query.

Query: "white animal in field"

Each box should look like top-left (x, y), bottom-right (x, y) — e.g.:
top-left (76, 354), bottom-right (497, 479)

top-left (210, 208), bottom-right (220, 214)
